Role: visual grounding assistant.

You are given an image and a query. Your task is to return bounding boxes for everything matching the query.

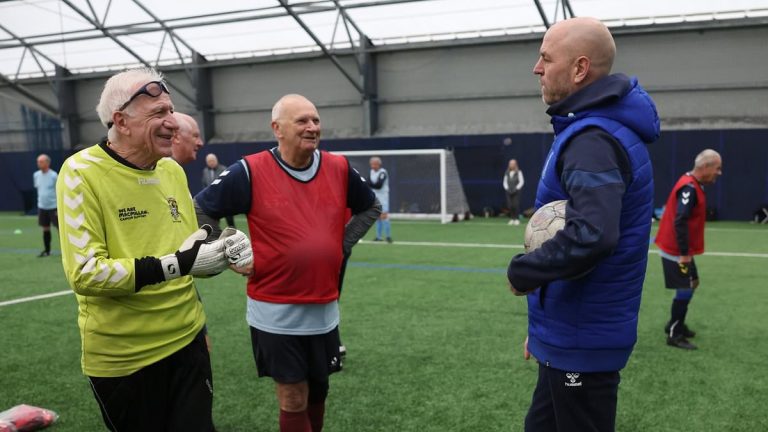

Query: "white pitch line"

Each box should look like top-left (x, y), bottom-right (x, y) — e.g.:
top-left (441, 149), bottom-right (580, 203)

top-left (358, 239), bottom-right (768, 258)
top-left (392, 220), bottom-right (768, 233)
top-left (0, 290), bottom-right (72, 307)
top-left (2, 240), bottom-right (766, 308)
top-left (359, 239), bottom-right (522, 249)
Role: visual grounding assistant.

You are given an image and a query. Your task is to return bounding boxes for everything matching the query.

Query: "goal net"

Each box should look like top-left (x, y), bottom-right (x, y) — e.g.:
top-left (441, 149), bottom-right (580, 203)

top-left (334, 149), bottom-right (470, 223)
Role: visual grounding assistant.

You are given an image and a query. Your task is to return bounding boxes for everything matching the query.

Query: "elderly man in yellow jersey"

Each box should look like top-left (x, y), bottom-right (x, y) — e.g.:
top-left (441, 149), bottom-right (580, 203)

top-left (56, 67), bottom-right (253, 431)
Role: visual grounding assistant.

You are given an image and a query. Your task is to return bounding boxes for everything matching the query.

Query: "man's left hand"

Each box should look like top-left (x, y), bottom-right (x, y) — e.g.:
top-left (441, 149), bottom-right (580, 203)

top-left (509, 281), bottom-right (531, 296)
top-left (220, 228), bottom-right (253, 274)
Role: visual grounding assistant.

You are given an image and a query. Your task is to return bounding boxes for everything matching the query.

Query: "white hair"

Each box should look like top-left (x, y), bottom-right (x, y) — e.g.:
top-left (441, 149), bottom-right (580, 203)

top-left (96, 67), bottom-right (164, 141)
top-left (369, 156), bottom-right (382, 164)
top-left (694, 149), bottom-right (721, 169)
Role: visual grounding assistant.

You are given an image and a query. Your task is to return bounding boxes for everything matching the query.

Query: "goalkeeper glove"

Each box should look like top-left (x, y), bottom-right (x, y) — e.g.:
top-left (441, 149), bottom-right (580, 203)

top-left (159, 225), bottom-right (229, 280)
top-left (219, 227), bottom-right (253, 270)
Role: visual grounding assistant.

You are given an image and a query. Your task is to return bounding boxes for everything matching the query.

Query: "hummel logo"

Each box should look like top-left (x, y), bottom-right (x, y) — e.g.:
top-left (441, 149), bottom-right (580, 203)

top-left (565, 372), bottom-right (582, 387)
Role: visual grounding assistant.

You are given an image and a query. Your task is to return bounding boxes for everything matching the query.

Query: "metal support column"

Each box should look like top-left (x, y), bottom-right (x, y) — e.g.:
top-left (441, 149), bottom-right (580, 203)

top-left (55, 66), bottom-right (80, 150)
top-left (360, 36), bottom-right (378, 136)
top-left (192, 53), bottom-right (215, 142)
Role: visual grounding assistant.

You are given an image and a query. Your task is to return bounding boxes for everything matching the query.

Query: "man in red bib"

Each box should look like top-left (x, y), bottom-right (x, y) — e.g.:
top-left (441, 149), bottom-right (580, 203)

top-left (195, 94), bottom-right (380, 431)
top-left (655, 149), bottom-right (722, 350)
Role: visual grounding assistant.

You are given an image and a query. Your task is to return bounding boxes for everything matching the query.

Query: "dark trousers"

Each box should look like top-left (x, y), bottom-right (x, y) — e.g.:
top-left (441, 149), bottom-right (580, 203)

top-left (88, 330), bottom-right (214, 432)
top-left (224, 215), bottom-right (235, 228)
top-left (524, 363), bottom-right (620, 432)
top-left (506, 191), bottom-right (521, 219)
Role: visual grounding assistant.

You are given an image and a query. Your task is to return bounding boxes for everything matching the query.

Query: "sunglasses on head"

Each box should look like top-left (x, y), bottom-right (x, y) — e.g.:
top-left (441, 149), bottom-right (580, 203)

top-left (107, 81), bottom-right (171, 129)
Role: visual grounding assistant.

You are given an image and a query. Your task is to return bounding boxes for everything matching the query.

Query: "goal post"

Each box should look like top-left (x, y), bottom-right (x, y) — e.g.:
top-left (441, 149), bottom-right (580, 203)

top-left (333, 149), bottom-right (470, 223)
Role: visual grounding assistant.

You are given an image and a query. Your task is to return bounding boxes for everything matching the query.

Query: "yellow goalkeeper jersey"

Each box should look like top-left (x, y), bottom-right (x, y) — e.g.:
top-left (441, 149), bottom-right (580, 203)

top-left (57, 143), bottom-right (206, 377)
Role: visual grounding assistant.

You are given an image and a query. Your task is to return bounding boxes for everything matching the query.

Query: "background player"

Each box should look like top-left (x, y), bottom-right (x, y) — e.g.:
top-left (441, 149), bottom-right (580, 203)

top-left (33, 153), bottom-right (58, 257)
top-left (368, 156), bottom-right (392, 242)
top-left (655, 149), bottom-right (722, 350)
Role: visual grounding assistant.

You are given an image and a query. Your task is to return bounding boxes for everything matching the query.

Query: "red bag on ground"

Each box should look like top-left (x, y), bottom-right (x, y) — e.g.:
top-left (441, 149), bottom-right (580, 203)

top-left (0, 405), bottom-right (58, 432)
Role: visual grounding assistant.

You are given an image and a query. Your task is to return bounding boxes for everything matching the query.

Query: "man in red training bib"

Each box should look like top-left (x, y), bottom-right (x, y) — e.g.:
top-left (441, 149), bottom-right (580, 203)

top-left (195, 94), bottom-right (380, 432)
top-left (655, 149), bottom-right (722, 350)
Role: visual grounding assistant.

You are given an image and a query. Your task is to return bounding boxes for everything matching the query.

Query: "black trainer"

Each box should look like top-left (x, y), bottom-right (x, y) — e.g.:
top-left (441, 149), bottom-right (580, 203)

top-left (665, 322), bottom-right (696, 338)
top-left (38, 251), bottom-right (50, 257)
top-left (373, 238), bottom-right (382, 242)
top-left (667, 335), bottom-right (697, 350)
top-left (386, 237), bottom-right (393, 243)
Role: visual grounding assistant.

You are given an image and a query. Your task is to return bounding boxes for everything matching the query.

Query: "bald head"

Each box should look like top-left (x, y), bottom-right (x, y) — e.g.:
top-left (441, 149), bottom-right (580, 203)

top-left (533, 17), bottom-right (616, 105)
top-left (205, 153), bottom-right (218, 169)
top-left (692, 149), bottom-right (722, 185)
top-left (171, 112), bottom-right (203, 165)
top-left (36, 153), bottom-right (51, 172)
top-left (270, 94), bottom-right (321, 167)
top-left (271, 94), bottom-right (315, 121)
top-left (694, 149), bottom-right (721, 169)
top-left (174, 112), bottom-right (195, 133)
top-left (549, 17), bottom-right (615, 78)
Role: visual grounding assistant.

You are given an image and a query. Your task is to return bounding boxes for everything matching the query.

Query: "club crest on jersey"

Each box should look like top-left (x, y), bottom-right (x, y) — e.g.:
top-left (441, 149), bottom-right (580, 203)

top-left (167, 197), bottom-right (181, 222)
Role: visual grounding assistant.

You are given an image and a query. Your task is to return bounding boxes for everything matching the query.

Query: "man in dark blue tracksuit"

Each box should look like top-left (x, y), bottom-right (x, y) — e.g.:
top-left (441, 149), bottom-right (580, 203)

top-left (507, 17), bottom-right (660, 432)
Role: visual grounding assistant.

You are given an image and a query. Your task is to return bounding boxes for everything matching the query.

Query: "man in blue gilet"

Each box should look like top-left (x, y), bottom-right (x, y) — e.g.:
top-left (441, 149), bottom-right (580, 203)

top-left (507, 17), bottom-right (660, 432)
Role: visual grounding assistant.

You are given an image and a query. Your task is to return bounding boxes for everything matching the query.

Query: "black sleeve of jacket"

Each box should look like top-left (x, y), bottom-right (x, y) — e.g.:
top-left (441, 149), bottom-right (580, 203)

top-left (507, 128), bottom-right (630, 292)
top-left (343, 163), bottom-right (381, 254)
top-left (674, 184), bottom-right (697, 256)
top-left (368, 171), bottom-right (386, 190)
top-left (348, 164), bottom-right (376, 214)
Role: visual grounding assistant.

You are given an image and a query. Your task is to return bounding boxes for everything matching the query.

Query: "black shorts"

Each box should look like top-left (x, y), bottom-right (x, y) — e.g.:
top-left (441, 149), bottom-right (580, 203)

top-left (250, 326), bottom-right (341, 384)
top-left (525, 363), bottom-right (620, 432)
top-left (88, 329), bottom-right (214, 432)
top-left (38, 208), bottom-right (58, 228)
top-left (661, 256), bottom-right (699, 289)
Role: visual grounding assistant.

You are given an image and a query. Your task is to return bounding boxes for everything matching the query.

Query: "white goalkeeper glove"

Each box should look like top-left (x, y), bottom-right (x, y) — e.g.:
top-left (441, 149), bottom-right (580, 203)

top-left (159, 225), bottom-right (229, 280)
top-left (219, 227), bottom-right (253, 270)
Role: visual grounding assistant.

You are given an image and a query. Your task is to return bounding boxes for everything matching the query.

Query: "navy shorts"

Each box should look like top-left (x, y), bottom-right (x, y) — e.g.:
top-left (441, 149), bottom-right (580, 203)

top-left (249, 326), bottom-right (341, 384)
top-left (661, 256), bottom-right (699, 289)
top-left (38, 208), bottom-right (58, 228)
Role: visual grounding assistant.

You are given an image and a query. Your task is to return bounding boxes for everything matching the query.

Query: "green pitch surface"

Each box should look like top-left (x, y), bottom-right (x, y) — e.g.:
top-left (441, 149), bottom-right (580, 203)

top-left (1, 213), bottom-right (767, 431)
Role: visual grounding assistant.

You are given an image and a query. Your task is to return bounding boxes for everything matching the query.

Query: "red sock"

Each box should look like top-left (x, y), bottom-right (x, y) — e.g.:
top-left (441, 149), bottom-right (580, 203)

top-left (307, 401), bottom-right (326, 432)
top-left (279, 409), bottom-right (310, 432)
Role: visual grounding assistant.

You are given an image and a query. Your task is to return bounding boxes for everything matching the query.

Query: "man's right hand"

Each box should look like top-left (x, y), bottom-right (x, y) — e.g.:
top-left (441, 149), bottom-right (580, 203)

top-left (524, 336), bottom-right (531, 360)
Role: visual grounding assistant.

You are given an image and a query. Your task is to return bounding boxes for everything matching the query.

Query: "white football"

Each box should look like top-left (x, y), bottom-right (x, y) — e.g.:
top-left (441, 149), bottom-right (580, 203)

top-left (524, 200), bottom-right (567, 253)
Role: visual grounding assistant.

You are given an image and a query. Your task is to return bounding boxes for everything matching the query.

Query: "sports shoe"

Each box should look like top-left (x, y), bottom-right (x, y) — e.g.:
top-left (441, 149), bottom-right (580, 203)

top-left (373, 238), bottom-right (382, 242)
top-left (665, 322), bottom-right (696, 338)
top-left (667, 335), bottom-right (697, 350)
top-left (38, 251), bottom-right (50, 257)
top-left (386, 237), bottom-right (393, 243)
